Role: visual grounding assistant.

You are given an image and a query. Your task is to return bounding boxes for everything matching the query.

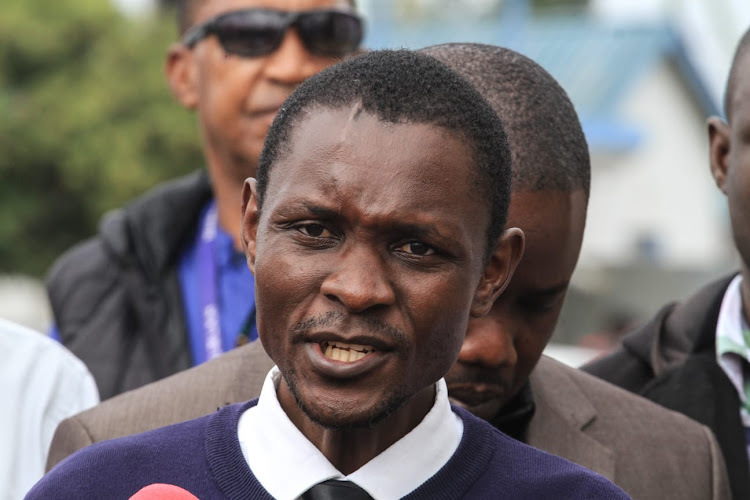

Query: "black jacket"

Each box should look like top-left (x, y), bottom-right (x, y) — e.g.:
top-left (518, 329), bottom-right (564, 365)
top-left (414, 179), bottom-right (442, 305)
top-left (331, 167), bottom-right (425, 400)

top-left (47, 171), bottom-right (213, 400)
top-left (583, 275), bottom-right (749, 500)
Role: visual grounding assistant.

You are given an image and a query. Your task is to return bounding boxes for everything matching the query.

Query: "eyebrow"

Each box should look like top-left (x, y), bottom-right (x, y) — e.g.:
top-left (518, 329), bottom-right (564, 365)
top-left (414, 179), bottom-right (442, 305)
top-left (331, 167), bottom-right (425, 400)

top-left (526, 281), bottom-right (570, 297)
top-left (387, 222), bottom-right (443, 241)
top-left (299, 202), bottom-right (449, 241)
top-left (301, 202), bottom-right (340, 219)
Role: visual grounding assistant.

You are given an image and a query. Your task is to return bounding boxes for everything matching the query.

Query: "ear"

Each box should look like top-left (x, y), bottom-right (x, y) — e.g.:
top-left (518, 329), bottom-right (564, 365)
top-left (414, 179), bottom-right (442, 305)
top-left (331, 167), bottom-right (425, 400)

top-left (470, 227), bottom-right (525, 317)
top-left (165, 43), bottom-right (199, 109)
top-left (708, 116), bottom-right (731, 194)
top-left (241, 178), bottom-right (260, 274)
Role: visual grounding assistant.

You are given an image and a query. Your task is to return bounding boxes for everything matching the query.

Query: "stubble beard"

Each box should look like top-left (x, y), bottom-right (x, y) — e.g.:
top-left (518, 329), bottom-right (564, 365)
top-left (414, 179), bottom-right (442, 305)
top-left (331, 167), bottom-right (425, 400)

top-left (282, 365), bottom-right (412, 432)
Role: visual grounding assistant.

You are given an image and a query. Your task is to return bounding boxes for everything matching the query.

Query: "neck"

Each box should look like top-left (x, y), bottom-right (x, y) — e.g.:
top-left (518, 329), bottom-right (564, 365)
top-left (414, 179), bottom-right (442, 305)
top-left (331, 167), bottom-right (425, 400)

top-left (278, 382), bottom-right (436, 475)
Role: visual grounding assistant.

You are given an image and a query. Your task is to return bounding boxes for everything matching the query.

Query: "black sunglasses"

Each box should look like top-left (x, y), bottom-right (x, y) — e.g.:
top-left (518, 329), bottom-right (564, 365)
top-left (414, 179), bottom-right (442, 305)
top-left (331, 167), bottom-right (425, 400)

top-left (182, 8), bottom-right (364, 58)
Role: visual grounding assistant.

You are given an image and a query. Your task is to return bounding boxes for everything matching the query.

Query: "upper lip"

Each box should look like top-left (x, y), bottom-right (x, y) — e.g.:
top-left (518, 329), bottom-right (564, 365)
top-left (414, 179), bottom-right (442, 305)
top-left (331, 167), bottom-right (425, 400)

top-left (303, 331), bottom-right (395, 352)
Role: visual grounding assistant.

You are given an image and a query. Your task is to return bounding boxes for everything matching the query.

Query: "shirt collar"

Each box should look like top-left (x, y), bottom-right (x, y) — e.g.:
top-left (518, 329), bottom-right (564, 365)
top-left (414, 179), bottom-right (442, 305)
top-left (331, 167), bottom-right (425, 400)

top-left (238, 367), bottom-right (463, 500)
top-left (716, 274), bottom-right (750, 424)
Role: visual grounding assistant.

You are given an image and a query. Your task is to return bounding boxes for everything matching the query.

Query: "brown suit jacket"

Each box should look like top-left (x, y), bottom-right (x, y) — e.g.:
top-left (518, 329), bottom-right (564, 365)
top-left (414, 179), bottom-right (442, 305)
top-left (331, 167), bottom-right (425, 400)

top-left (47, 342), bottom-right (729, 500)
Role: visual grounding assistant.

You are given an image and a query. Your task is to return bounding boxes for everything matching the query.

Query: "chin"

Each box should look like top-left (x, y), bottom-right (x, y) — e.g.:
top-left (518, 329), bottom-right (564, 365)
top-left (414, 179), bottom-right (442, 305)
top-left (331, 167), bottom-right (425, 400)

top-left (451, 397), bottom-right (506, 422)
top-left (313, 395), bottom-right (409, 431)
top-left (287, 377), bottom-right (409, 431)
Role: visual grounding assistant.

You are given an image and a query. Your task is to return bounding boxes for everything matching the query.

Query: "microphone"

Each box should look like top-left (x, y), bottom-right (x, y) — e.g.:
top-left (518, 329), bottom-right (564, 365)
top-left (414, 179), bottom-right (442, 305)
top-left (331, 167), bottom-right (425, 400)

top-left (129, 484), bottom-right (200, 499)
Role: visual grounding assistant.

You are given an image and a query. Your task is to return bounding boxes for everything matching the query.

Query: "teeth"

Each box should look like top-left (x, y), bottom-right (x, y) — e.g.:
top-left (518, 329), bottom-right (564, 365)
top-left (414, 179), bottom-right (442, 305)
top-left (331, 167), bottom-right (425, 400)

top-left (321, 341), bottom-right (375, 362)
top-left (350, 350), bottom-right (367, 362)
top-left (332, 347), bottom-right (343, 361)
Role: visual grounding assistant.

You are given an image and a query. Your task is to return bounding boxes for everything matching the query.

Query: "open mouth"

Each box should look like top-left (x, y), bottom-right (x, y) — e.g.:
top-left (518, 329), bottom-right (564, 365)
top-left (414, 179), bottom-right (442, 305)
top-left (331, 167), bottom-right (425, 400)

top-left (321, 341), bottom-right (376, 363)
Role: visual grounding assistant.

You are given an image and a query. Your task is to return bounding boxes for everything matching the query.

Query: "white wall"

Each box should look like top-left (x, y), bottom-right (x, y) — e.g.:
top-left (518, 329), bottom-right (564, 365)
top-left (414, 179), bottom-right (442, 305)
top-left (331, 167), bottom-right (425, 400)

top-left (579, 60), bottom-right (733, 269)
top-left (110, 0), bottom-right (155, 17)
top-left (591, 0), bottom-right (750, 113)
top-left (590, 0), bottom-right (665, 22)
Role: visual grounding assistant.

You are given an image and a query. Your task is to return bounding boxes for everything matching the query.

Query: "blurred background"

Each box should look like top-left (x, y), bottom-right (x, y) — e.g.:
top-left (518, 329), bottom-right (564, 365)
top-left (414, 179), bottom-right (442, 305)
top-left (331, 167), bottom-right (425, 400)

top-left (2, 0), bottom-right (749, 363)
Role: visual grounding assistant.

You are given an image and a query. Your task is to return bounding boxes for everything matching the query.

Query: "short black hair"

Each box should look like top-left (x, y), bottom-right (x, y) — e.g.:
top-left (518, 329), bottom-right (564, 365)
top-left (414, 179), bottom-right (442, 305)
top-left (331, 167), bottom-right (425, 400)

top-left (258, 49), bottom-right (512, 251)
top-left (725, 27), bottom-right (750, 122)
top-left (175, 0), bottom-right (358, 36)
top-left (422, 43), bottom-right (590, 195)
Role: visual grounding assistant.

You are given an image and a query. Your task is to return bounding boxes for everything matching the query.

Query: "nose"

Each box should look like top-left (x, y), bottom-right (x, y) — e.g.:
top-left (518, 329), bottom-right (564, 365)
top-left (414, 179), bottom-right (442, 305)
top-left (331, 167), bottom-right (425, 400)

top-left (458, 314), bottom-right (516, 369)
top-left (263, 27), bottom-right (327, 84)
top-left (320, 246), bottom-right (396, 313)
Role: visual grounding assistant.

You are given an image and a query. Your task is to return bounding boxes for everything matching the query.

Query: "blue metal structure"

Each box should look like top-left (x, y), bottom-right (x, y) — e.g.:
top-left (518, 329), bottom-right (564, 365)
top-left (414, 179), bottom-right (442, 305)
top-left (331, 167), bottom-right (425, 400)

top-left (362, 1), bottom-right (717, 152)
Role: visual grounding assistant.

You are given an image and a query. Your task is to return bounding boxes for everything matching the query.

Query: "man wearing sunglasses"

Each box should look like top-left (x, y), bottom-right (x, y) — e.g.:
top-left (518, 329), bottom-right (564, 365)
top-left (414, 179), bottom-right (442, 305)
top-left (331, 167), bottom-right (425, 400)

top-left (45, 0), bottom-right (363, 400)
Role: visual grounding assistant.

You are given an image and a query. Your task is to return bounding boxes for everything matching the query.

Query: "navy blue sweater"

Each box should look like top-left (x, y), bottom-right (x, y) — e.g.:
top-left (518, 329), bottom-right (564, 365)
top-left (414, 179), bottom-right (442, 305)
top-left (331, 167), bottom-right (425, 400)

top-left (27, 400), bottom-right (629, 499)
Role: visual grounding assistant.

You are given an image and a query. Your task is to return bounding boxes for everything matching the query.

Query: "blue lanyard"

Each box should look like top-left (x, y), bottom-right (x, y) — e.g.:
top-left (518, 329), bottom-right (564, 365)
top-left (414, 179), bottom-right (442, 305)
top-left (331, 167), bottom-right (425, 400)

top-left (197, 203), bottom-right (224, 361)
top-left (192, 201), bottom-right (257, 362)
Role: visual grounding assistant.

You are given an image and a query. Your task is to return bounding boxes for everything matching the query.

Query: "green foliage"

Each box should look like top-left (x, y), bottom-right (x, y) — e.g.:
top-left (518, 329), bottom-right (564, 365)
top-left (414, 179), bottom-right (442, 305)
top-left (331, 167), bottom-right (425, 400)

top-left (0, 0), bottom-right (203, 276)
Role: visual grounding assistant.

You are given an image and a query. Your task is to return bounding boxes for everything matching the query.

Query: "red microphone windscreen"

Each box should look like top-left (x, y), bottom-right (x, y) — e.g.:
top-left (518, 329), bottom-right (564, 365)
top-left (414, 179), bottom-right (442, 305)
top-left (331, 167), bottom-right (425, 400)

top-left (129, 483), bottom-right (200, 499)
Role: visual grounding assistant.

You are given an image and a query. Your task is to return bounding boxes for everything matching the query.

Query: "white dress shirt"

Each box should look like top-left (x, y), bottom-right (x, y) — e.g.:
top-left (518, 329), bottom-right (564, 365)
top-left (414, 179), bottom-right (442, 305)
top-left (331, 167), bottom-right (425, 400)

top-left (716, 275), bottom-right (750, 429)
top-left (238, 367), bottom-right (463, 500)
top-left (0, 318), bottom-right (99, 500)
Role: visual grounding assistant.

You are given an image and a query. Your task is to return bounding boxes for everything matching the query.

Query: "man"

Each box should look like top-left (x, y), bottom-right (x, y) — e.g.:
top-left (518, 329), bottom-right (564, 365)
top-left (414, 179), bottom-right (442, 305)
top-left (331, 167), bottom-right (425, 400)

top-left (425, 43), bottom-right (731, 500)
top-left (0, 318), bottom-right (98, 498)
top-left (46, 44), bottom-right (729, 499)
top-left (46, 0), bottom-right (364, 399)
top-left (584, 28), bottom-right (750, 500)
top-left (28, 50), bottom-right (628, 499)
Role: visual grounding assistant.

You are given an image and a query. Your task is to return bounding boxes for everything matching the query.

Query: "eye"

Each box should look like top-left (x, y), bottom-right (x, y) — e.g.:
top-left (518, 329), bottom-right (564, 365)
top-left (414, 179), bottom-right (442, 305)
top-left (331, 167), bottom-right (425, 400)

top-left (396, 241), bottom-right (435, 256)
top-left (517, 294), bottom-right (561, 314)
top-left (297, 223), bottom-right (332, 238)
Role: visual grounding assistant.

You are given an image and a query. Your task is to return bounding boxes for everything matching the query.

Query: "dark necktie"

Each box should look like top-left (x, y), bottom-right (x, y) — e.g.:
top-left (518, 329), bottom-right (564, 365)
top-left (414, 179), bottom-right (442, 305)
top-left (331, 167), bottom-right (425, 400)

top-left (299, 479), bottom-right (374, 500)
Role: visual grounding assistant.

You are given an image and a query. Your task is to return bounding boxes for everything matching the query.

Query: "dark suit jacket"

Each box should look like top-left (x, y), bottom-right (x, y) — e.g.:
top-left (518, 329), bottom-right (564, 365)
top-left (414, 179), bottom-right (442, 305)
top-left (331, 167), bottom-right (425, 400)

top-left (584, 275), bottom-right (748, 500)
top-left (47, 342), bottom-right (729, 500)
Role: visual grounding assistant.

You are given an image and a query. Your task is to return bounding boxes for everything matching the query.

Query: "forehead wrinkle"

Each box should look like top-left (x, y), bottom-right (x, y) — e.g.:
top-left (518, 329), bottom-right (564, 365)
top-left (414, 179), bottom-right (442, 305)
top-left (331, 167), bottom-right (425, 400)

top-left (270, 107), bottom-right (486, 261)
top-left (191, 0), bottom-right (355, 28)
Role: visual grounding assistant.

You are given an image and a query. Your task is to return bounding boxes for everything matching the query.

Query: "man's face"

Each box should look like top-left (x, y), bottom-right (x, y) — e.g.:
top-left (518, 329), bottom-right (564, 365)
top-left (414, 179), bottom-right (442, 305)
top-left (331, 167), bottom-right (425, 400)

top-left (176, 0), bottom-right (353, 183)
top-left (446, 189), bottom-right (587, 420)
top-left (713, 59), bottom-right (750, 274)
top-left (243, 107), bottom-right (501, 429)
